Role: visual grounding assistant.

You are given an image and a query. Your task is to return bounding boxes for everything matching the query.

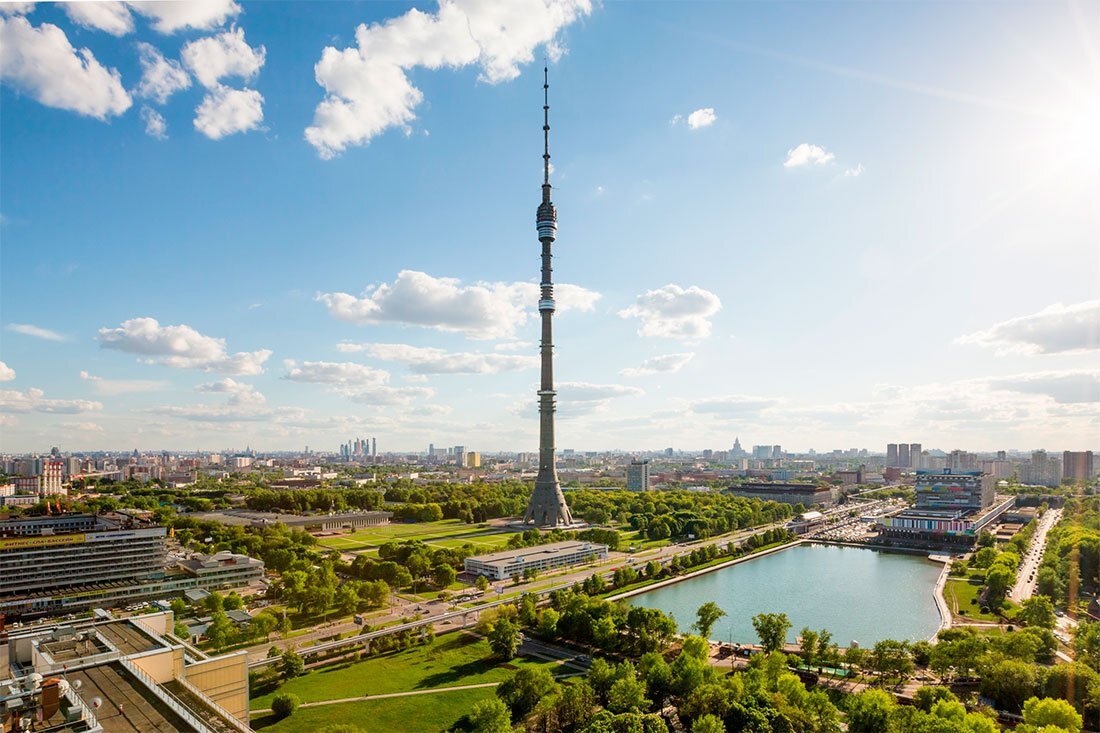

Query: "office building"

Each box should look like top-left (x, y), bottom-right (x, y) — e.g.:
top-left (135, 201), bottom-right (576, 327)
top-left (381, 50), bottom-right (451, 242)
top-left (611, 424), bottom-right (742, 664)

top-left (464, 540), bottom-right (607, 581)
top-left (898, 444), bottom-right (910, 469)
top-left (881, 469), bottom-right (1007, 546)
top-left (909, 443), bottom-right (922, 469)
top-left (626, 459), bottom-right (650, 492)
top-left (914, 469), bottom-right (994, 511)
top-left (726, 482), bottom-right (836, 507)
top-left (886, 443), bottom-right (898, 467)
top-left (465, 451), bottom-right (482, 468)
top-left (1063, 451), bottom-right (1094, 482)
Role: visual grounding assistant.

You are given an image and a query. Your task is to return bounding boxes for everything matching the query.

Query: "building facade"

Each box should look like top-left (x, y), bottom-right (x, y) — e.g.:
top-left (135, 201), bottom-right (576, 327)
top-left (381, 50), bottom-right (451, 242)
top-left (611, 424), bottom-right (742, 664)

top-left (914, 469), bottom-right (995, 511)
top-left (726, 482), bottom-right (837, 507)
top-left (464, 540), bottom-right (608, 581)
top-left (626, 459), bottom-right (650, 492)
top-left (1063, 451), bottom-right (1095, 482)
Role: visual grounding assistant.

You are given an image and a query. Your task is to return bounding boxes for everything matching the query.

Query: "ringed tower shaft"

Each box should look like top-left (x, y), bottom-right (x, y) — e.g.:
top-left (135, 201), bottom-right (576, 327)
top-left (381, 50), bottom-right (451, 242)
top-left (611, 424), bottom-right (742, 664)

top-left (523, 67), bottom-right (574, 528)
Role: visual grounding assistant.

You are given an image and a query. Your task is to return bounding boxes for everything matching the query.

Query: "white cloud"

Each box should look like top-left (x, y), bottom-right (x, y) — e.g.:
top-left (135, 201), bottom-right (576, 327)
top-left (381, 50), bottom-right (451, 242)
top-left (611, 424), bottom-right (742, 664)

top-left (988, 369), bottom-right (1100, 404)
top-left (0, 361), bottom-right (14, 382)
top-left (668, 114), bottom-right (682, 126)
top-left (559, 381), bottom-right (643, 401)
top-left (620, 352), bottom-right (695, 377)
top-left (305, 0), bottom-right (592, 159)
top-left (135, 42), bottom-right (190, 103)
top-left (6, 323), bottom-right (66, 341)
top-left (97, 317), bottom-right (272, 375)
top-left (690, 394), bottom-right (780, 417)
top-left (0, 3), bottom-right (35, 16)
top-left (957, 300), bottom-right (1100, 355)
top-left (141, 106), bottom-right (167, 139)
top-left (342, 342), bottom-right (538, 374)
top-left (0, 387), bottom-right (102, 414)
top-left (181, 27), bottom-right (265, 88)
top-left (63, 1), bottom-right (133, 35)
top-left (195, 377), bottom-right (265, 405)
top-left (193, 85), bottom-right (263, 139)
top-left (146, 403), bottom-right (273, 422)
top-left (686, 107), bottom-right (716, 129)
top-left (129, 0), bottom-right (240, 34)
top-left (784, 143), bottom-right (834, 168)
top-left (0, 16), bottom-right (131, 119)
top-left (282, 359), bottom-right (390, 387)
top-left (80, 370), bottom-right (166, 395)
top-left (318, 270), bottom-right (600, 340)
top-left (346, 385), bottom-right (435, 406)
top-left (618, 284), bottom-right (722, 340)
top-left (844, 163), bottom-right (864, 177)
top-left (58, 421), bottom-right (104, 432)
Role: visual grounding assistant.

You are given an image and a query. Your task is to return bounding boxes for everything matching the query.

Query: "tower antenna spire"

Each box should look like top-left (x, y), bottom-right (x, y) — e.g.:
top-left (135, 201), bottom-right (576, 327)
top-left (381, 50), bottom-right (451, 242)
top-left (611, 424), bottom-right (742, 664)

top-left (542, 63), bottom-right (551, 196)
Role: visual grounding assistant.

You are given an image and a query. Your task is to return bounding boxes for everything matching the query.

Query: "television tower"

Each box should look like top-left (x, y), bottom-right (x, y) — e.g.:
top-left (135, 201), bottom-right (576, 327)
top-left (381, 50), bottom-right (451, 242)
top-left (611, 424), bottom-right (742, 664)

top-left (523, 66), bottom-right (575, 528)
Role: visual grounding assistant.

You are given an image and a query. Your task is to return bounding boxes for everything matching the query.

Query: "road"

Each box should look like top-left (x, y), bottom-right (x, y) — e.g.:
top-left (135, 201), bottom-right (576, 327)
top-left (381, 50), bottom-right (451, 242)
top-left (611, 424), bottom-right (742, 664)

top-left (1009, 508), bottom-right (1061, 602)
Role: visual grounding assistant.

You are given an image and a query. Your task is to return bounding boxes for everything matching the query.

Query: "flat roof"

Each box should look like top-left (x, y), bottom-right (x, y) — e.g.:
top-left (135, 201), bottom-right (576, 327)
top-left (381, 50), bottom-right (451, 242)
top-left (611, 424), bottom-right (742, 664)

top-left (96, 620), bottom-right (166, 656)
top-left (69, 663), bottom-right (194, 732)
top-left (191, 509), bottom-right (392, 527)
top-left (467, 540), bottom-right (606, 567)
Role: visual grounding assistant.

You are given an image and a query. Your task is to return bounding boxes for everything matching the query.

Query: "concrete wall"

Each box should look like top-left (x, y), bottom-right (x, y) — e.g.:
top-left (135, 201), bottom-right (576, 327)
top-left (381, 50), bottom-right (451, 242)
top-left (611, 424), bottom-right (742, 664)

top-left (185, 651), bottom-right (250, 725)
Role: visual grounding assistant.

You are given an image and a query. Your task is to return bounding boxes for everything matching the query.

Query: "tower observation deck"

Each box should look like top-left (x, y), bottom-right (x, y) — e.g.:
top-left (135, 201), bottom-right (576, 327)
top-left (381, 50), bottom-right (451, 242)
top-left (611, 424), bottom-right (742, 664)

top-left (522, 67), bottom-right (576, 529)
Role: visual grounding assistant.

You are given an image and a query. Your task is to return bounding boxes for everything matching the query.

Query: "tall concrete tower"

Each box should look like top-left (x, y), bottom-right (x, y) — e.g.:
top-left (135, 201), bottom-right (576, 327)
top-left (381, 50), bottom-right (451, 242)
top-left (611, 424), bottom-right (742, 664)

top-left (523, 67), bottom-right (575, 528)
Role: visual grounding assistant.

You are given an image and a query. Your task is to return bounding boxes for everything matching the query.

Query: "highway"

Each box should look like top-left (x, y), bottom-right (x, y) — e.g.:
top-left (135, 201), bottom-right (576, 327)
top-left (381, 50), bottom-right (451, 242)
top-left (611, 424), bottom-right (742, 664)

top-left (1009, 507), bottom-right (1061, 602)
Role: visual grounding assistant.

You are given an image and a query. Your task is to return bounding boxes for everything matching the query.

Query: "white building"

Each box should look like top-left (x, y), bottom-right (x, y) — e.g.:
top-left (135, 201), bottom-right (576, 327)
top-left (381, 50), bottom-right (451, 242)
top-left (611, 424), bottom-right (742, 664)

top-left (464, 540), bottom-right (608, 581)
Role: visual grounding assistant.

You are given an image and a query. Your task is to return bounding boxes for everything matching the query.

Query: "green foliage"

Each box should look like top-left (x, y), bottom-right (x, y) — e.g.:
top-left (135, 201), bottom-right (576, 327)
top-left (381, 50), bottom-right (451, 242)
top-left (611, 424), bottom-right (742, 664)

top-left (846, 689), bottom-right (895, 733)
top-left (1022, 696), bottom-right (1083, 732)
top-left (270, 692), bottom-right (300, 719)
top-left (607, 675), bottom-right (650, 714)
top-left (488, 617), bottom-right (520, 660)
top-left (497, 667), bottom-right (559, 719)
top-left (280, 648), bottom-right (304, 679)
top-left (1018, 595), bottom-right (1057, 630)
top-left (467, 697), bottom-right (513, 733)
top-left (693, 602), bottom-right (726, 640)
top-left (751, 612), bottom-right (791, 654)
top-left (691, 713), bottom-right (724, 733)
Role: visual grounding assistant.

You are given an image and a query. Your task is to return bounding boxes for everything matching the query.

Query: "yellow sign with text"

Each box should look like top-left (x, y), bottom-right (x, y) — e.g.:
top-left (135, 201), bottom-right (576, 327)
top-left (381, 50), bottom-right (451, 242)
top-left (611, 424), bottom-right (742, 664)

top-left (0, 533), bottom-right (85, 550)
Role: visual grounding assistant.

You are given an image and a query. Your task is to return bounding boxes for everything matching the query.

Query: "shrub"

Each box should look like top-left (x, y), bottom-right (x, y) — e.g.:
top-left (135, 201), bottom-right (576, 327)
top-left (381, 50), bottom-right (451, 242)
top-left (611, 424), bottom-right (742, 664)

top-left (271, 692), bottom-right (300, 719)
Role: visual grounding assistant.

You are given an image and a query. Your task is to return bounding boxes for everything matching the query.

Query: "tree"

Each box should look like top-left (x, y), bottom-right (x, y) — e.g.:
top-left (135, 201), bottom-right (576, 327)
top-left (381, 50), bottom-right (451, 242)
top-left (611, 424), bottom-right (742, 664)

top-left (519, 594), bottom-right (538, 626)
top-left (476, 574), bottom-right (490, 592)
top-left (1074, 621), bottom-right (1100, 670)
top-left (800, 627), bottom-right (819, 666)
top-left (692, 713), bottom-right (724, 733)
top-left (223, 591), bottom-right (244, 610)
top-left (489, 618), bottom-right (521, 660)
top-left (607, 676), bottom-right (650, 714)
top-left (336, 583), bottom-right (360, 616)
top-left (497, 667), bottom-right (559, 719)
top-left (281, 648), bottom-right (304, 679)
top-left (169, 597), bottom-right (187, 617)
top-left (251, 612), bottom-right (277, 642)
top-left (693, 602), bottom-right (726, 640)
top-left (1019, 595), bottom-right (1057, 630)
top-left (467, 698), bottom-right (512, 733)
top-left (203, 592), bottom-right (224, 613)
top-left (914, 686), bottom-right (957, 712)
top-left (985, 565), bottom-right (1014, 607)
top-left (979, 659), bottom-right (1040, 712)
top-left (1022, 696), bottom-right (1083, 732)
top-left (271, 693), bottom-right (300, 720)
top-left (433, 564), bottom-right (457, 588)
top-left (205, 610), bottom-right (233, 651)
top-left (751, 612), bottom-right (791, 654)
top-left (846, 689), bottom-right (895, 733)
top-left (554, 679), bottom-right (596, 731)
top-left (870, 639), bottom-right (913, 679)
top-left (537, 608), bottom-right (559, 638)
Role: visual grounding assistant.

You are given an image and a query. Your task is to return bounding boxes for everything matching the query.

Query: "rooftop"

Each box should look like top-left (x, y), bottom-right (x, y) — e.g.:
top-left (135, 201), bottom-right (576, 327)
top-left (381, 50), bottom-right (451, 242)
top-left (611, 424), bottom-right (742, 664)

top-left (467, 540), bottom-right (607, 567)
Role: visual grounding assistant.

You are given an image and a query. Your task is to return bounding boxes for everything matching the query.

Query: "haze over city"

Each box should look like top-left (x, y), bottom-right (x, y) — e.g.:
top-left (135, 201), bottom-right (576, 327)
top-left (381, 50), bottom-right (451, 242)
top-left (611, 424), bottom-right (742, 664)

top-left (2, 0), bottom-right (1099, 453)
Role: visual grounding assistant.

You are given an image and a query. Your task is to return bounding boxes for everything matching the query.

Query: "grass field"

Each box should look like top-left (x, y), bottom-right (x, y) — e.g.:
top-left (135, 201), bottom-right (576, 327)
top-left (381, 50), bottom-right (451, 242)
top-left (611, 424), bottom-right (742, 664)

top-left (251, 686), bottom-right (494, 732)
top-left (944, 576), bottom-right (1018, 622)
top-left (251, 631), bottom-right (558, 710)
top-left (317, 519), bottom-right (514, 554)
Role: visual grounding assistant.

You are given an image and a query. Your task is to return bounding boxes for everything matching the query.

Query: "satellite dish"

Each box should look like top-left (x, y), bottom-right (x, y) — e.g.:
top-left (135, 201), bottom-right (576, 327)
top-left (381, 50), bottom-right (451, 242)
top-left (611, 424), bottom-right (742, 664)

top-left (91, 697), bottom-right (102, 709)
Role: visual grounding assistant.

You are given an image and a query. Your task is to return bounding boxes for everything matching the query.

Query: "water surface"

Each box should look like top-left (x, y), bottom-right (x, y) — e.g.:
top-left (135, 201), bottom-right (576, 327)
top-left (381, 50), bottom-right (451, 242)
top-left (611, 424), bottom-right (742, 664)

top-left (625, 543), bottom-right (942, 646)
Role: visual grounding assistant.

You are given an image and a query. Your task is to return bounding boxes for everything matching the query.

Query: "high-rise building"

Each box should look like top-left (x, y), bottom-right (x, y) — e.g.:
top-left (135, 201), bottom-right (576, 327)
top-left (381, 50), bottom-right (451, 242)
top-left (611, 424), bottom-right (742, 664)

top-left (41, 459), bottom-right (65, 496)
top-left (1062, 451), bottom-right (1093, 482)
top-left (465, 451), bottom-right (481, 468)
top-left (914, 469), bottom-right (995, 511)
top-left (626, 460), bottom-right (650, 492)
top-left (898, 444), bottom-right (910, 469)
top-left (909, 443), bottom-right (922, 470)
top-left (371, 437), bottom-right (377, 458)
top-left (523, 68), bottom-right (575, 528)
top-left (886, 443), bottom-right (899, 467)
top-left (731, 437), bottom-right (746, 459)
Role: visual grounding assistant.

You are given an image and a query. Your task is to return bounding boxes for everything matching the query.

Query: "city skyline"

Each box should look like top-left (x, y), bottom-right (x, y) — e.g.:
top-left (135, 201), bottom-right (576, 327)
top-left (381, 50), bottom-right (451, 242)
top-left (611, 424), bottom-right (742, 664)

top-left (2, 1), bottom-right (1099, 453)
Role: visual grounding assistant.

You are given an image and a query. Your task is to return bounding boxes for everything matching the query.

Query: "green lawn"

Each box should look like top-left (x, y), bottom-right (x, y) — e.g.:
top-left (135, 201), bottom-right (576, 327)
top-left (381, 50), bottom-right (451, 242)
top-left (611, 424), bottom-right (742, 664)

top-left (251, 686), bottom-right (494, 732)
top-left (317, 520), bottom-right (511, 553)
top-left (251, 631), bottom-right (558, 710)
top-left (944, 577), bottom-right (1018, 622)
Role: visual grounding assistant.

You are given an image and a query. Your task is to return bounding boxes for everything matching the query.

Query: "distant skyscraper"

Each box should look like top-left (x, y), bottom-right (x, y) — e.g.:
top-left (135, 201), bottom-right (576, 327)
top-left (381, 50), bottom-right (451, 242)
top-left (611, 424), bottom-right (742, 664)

top-left (898, 443), bottom-right (910, 468)
top-left (909, 443), bottom-right (922, 469)
top-left (523, 68), bottom-right (575, 528)
top-left (626, 460), bottom-right (650, 492)
top-left (886, 444), bottom-right (898, 467)
top-left (371, 437), bottom-right (377, 458)
top-left (1063, 451), bottom-right (1093, 482)
top-left (731, 437), bottom-right (746, 459)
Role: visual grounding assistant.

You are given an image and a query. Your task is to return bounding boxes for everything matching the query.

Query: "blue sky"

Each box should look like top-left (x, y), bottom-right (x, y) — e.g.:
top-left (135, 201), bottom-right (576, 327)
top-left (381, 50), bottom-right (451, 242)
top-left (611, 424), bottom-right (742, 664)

top-left (1, 0), bottom-right (1098, 454)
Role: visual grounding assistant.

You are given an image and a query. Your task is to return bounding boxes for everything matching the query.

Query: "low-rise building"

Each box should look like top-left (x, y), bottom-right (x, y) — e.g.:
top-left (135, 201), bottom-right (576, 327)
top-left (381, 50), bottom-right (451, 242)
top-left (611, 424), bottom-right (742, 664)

top-left (725, 482), bottom-right (836, 507)
top-left (464, 540), bottom-right (608, 581)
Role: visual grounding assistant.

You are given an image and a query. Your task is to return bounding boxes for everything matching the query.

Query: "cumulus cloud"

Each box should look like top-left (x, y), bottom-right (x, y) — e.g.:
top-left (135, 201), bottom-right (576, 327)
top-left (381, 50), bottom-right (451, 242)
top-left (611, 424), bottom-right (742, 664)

top-left (6, 323), bottom-right (66, 341)
top-left (130, 0), bottom-right (241, 34)
top-left (686, 107), bottom-right (716, 129)
top-left (0, 361), bottom-right (14, 382)
top-left (193, 85), bottom-right (263, 139)
top-left (195, 377), bottom-right (266, 405)
top-left (339, 342), bottom-right (538, 374)
top-left (784, 143), bottom-right (834, 168)
top-left (141, 106), bottom-right (167, 139)
top-left (559, 382), bottom-right (643, 401)
top-left (618, 284), bottom-right (722, 340)
top-left (145, 403), bottom-right (273, 422)
top-left (0, 15), bottom-right (131, 118)
top-left (0, 387), bottom-right (102, 414)
top-left (988, 369), bottom-right (1100, 404)
top-left (304, 0), bottom-right (591, 159)
top-left (0, 3), bottom-right (35, 16)
top-left (63, 1), bottom-right (133, 35)
top-left (282, 360), bottom-right (389, 387)
top-left (620, 352), bottom-right (695, 377)
top-left (318, 270), bottom-right (600, 340)
top-left (957, 300), bottom-right (1100, 355)
top-left (690, 394), bottom-right (780, 417)
top-left (135, 42), bottom-right (190, 103)
top-left (346, 385), bottom-right (436, 406)
top-left (181, 26), bottom-right (265, 88)
top-left (97, 317), bottom-right (272, 375)
top-left (844, 163), bottom-right (864, 177)
top-left (80, 370), bottom-right (167, 395)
